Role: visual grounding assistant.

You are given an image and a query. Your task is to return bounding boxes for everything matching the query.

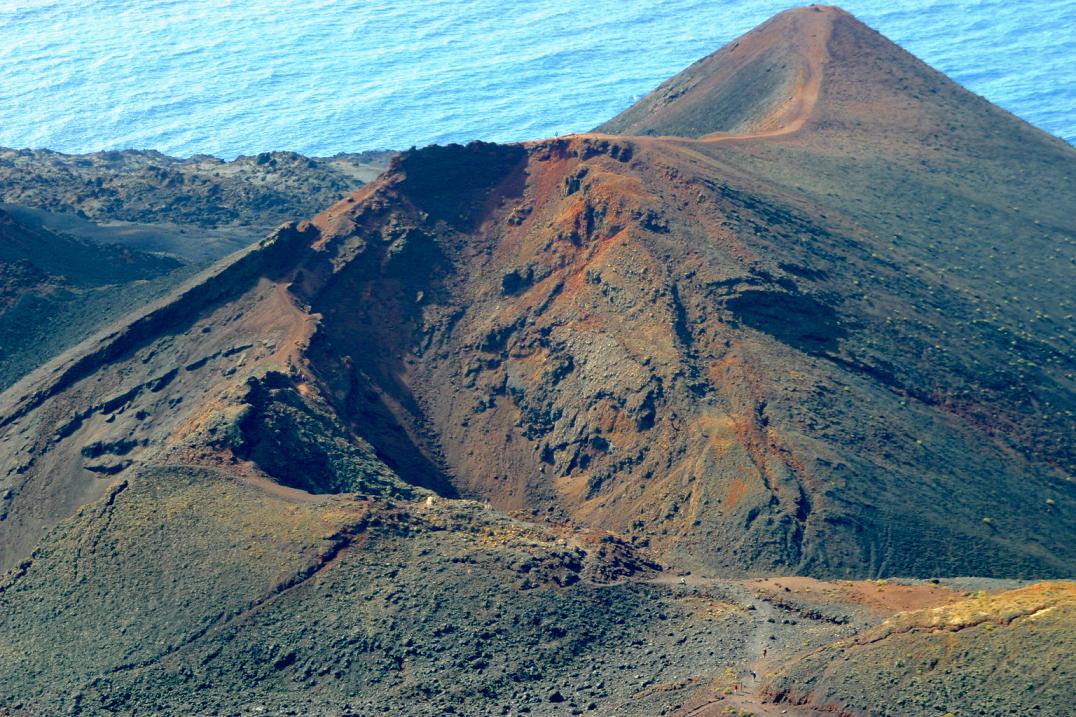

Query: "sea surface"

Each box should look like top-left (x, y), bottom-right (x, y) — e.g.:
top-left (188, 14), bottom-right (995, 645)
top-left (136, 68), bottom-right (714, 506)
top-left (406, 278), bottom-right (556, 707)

top-left (0, 0), bottom-right (1073, 158)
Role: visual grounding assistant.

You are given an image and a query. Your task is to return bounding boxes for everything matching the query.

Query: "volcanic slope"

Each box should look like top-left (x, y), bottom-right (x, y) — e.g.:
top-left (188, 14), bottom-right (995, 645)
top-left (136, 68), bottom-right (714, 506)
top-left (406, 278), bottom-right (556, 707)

top-left (596, 2), bottom-right (831, 139)
top-left (2, 5), bottom-right (1074, 584)
top-left (0, 149), bottom-right (393, 391)
top-left (291, 5), bottom-right (1075, 578)
top-left (0, 5), bottom-right (1074, 715)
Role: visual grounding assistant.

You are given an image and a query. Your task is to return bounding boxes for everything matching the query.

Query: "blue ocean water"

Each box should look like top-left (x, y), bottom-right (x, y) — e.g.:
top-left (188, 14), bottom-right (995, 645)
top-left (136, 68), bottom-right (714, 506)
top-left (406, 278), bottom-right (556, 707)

top-left (0, 1), bottom-right (1072, 158)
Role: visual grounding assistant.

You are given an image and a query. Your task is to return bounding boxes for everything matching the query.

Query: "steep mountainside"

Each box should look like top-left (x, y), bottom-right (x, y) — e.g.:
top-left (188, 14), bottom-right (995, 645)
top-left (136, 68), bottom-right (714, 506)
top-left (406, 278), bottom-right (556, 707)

top-left (277, 7), bottom-right (1075, 579)
top-left (0, 5), bottom-right (1072, 716)
top-left (289, 133), bottom-right (1075, 580)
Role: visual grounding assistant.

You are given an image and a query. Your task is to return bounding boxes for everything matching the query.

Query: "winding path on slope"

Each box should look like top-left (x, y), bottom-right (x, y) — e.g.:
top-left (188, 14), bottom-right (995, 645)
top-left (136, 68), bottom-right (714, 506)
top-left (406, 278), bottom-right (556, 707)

top-left (651, 573), bottom-right (833, 717)
top-left (570, 4), bottom-right (834, 152)
top-left (696, 5), bottom-right (832, 145)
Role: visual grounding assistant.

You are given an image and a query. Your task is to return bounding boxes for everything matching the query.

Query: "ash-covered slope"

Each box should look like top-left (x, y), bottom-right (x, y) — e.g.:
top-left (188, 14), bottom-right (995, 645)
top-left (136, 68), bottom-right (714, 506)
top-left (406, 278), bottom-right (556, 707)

top-left (0, 207), bottom-right (179, 289)
top-left (0, 207), bottom-right (186, 390)
top-left (0, 222), bottom-right (678, 716)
